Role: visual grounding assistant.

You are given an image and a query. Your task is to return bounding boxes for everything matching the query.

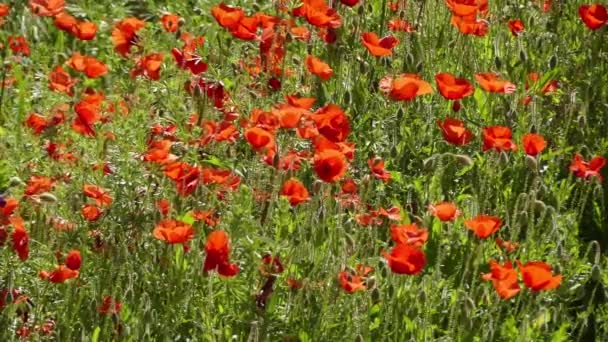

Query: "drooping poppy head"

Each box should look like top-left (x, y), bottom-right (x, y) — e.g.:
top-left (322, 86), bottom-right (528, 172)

top-left (390, 224), bottom-right (428, 247)
top-left (435, 72), bottom-right (475, 100)
top-left (305, 55), bottom-right (334, 80)
top-left (152, 219), bottom-right (195, 245)
top-left (280, 178), bottom-right (310, 206)
top-left (111, 17), bottom-right (146, 56)
top-left (429, 202), bottom-right (461, 221)
top-left (161, 13), bottom-right (181, 32)
top-left (65, 250), bottom-right (82, 271)
top-left (507, 19), bottom-right (525, 36)
top-left (517, 260), bottom-right (562, 292)
top-left (361, 32), bottom-right (399, 57)
top-left (204, 230), bottom-right (239, 277)
top-left (313, 149), bottom-right (348, 183)
top-left (579, 4), bottom-right (608, 30)
top-left (382, 243), bottom-right (426, 275)
top-left (569, 154), bottom-right (606, 181)
top-left (481, 259), bottom-right (520, 299)
top-left (475, 73), bottom-right (516, 94)
top-left (464, 215), bottom-right (502, 239)
top-left (482, 126), bottom-right (517, 152)
top-left (436, 118), bottom-right (474, 146)
top-left (521, 133), bottom-right (547, 156)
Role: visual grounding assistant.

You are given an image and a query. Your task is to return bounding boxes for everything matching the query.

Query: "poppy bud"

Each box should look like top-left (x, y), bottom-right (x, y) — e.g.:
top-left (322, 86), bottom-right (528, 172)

top-left (573, 284), bottom-right (586, 301)
top-left (556, 244), bottom-right (564, 258)
top-left (38, 192), bottom-right (58, 203)
top-left (344, 233), bottom-right (356, 248)
top-left (423, 155), bottom-right (437, 171)
top-left (518, 211), bottom-right (528, 228)
top-left (519, 49), bottom-right (527, 63)
top-left (9, 177), bottom-right (24, 187)
top-left (494, 56), bottom-right (502, 69)
top-left (591, 264), bottom-right (601, 281)
top-left (593, 184), bottom-right (603, 199)
top-left (452, 100), bottom-right (461, 112)
top-left (371, 287), bottom-right (381, 303)
top-left (464, 297), bottom-right (476, 317)
top-left (499, 152), bottom-right (510, 166)
top-left (525, 155), bottom-right (538, 171)
top-left (577, 114), bottom-right (586, 127)
top-left (366, 276), bottom-right (376, 289)
top-left (454, 154), bottom-right (473, 166)
top-left (355, 334), bottom-right (364, 342)
top-left (549, 55), bottom-right (558, 69)
top-left (533, 199), bottom-right (547, 214)
top-left (538, 184), bottom-right (547, 198)
top-left (343, 89), bottom-right (351, 104)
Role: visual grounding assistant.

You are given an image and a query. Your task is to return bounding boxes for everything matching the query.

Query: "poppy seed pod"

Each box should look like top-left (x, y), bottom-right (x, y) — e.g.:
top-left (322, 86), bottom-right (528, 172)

top-left (591, 264), bottom-right (601, 281)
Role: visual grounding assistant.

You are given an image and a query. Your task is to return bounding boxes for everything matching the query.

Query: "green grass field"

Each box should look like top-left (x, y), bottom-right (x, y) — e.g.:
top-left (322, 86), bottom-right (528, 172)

top-left (0, 0), bottom-right (607, 340)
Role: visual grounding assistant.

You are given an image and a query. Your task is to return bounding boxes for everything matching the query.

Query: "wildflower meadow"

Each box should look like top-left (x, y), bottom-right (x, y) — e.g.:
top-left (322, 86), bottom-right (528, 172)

top-left (0, 0), bottom-right (607, 340)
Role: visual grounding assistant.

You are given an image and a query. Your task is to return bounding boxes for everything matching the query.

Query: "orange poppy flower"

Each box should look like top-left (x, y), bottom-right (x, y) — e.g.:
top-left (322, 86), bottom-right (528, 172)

top-left (464, 215), bottom-right (502, 239)
top-left (521, 133), bottom-right (547, 156)
top-left (131, 53), bottom-right (163, 80)
top-left (29, 0), bottom-right (64, 17)
top-left (482, 126), bottom-right (517, 152)
top-left (73, 21), bottom-right (97, 40)
top-left (83, 184), bottom-right (113, 206)
top-left (378, 206), bottom-right (401, 221)
top-left (82, 204), bottom-right (102, 221)
top-left (526, 72), bottom-right (558, 95)
top-left (507, 19), bottom-right (525, 36)
top-left (8, 36), bottom-right (30, 56)
top-left (164, 162), bottom-right (201, 196)
top-left (143, 139), bottom-right (177, 165)
top-left (39, 265), bottom-right (79, 283)
top-left (111, 17), bottom-right (145, 56)
top-left (388, 18), bottom-right (415, 32)
top-left (24, 175), bottom-right (55, 196)
top-left (245, 127), bottom-right (276, 153)
top-left (579, 4), bottom-right (608, 30)
top-left (481, 260), bottom-right (520, 299)
top-left (48, 66), bottom-right (77, 96)
top-left (204, 230), bottom-right (239, 277)
top-left (338, 271), bottom-right (366, 293)
top-left (230, 16), bottom-right (259, 41)
top-left (0, 4), bottom-right (9, 17)
top-left (495, 238), bottom-right (518, 253)
top-left (517, 261), bottom-right (562, 291)
top-left (361, 32), bottom-right (399, 57)
top-left (450, 15), bottom-right (489, 36)
top-left (290, 26), bottom-right (311, 41)
top-left (65, 250), bottom-right (82, 271)
top-left (280, 178), bottom-right (310, 206)
top-left (390, 224), bottom-right (428, 247)
top-left (436, 118), bottom-right (474, 146)
top-left (161, 13), bottom-right (180, 32)
top-left (155, 199), bottom-right (171, 217)
top-left (569, 154), bottom-right (606, 181)
top-left (382, 243), bottom-right (426, 275)
top-left (380, 74), bottom-right (434, 101)
top-left (368, 157), bottom-right (391, 182)
top-left (313, 149), bottom-right (348, 183)
top-left (305, 55), bottom-right (333, 81)
top-left (54, 12), bottom-right (77, 33)
top-left (310, 104), bottom-right (350, 142)
top-left (444, 0), bottom-right (487, 17)
top-left (341, 178), bottom-right (358, 194)
top-left (292, 0), bottom-right (342, 29)
top-left (429, 202), bottom-right (461, 222)
top-left (66, 53), bottom-right (108, 78)
top-left (153, 219), bottom-right (195, 245)
top-left (211, 3), bottom-right (244, 30)
top-left (475, 73), bottom-right (516, 94)
top-left (435, 72), bottom-right (474, 100)
top-left (99, 296), bottom-right (122, 316)
top-left (11, 217), bottom-right (29, 261)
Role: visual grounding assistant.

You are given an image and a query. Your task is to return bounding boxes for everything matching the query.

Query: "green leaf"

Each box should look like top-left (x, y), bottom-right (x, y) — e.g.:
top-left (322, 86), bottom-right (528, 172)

top-left (91, 327), bottom-right (100, 342)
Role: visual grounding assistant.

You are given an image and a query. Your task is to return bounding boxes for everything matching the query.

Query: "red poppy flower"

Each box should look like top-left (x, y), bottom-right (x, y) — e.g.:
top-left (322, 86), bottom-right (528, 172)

top-left (340, 0), bottom-right (360, 6)
top-left (310, 104), bottom-right (351, 142)
top-left (24, 175), bottom-right (55, 196)
top-left (388, 18), bottom-right (415, 32)
top-left (495, 238), bottom-right (518, 253)
top-left (211, 3), bottom-right (245, 30)
top-left (521, 133), bottom-right (547, 156)
top-left (161, 13), bottom-right (180, 32)
top-left (305, 55), bottom-right (333, 81)
top-left (111, 17), bottom-right (145, 56)
top-left (83, 184), bottom-right (113, 206)
top-left (436, 118), bottom-right (474, 146)
top-left (0, 4), bottom-right (8, 17)
top-left (517, 261), bottom-right (562, 292)
top-left (39, 265), bottom-right (79, 283)
top-left (82, 204), bottom-right (102, 221)
top-left (25, 113), bottom-right (50, 135)
top-left (293, 0), bottom-right (342, 29)
top-left (11, 217), bottom-right (29, 261)
top-left (435, 72), bottom-right (474, 100)
top-left (475, 73), bottom-right (516, 94)
top-left (368, 157), bottom-right (391, 182)
top-left (445, 0), bottom-right (487, 17)
top-left (526, 72), bottom-right (559, 95)
top-left (569, 154), bottom-right (606, 181)
top-left (313, 149), bottom-right (348, 183)
top-left (382, 243), bottom-right (426, 275)
top-left (380, 74), bottom-right (434, 101)
top-left (65, 250), bottom-right (82, 271)
top-left (48, 66), bottom-right (77, 96)
top-left (429, 202), bottom-right (461, 222)
top-left (29, 0), bottom-right (64, 17)
top-left (99, 296), bottom-right (122, 315)
top-left (482, 126), bottom-right (517, 152)
top-left (481, 260), bottom-right (520, 299)
top-left (153, 219), bottom-right (195, 245)
top-left (72, 21), bottom-right (97, 40)
top-left (8, 36), bottom-right (30, 56)
top-left (450, 15), bottom-right (489, 36)
top-left (164, 162), bottom-right (201, 196)
top-left (131, 53), bottom-right (163, 80)
top-left (579, 4), bottom-right (608, 30)
top-left (156, 199), bottom-right (171, 217)
top-left (361, 32), bottom-right (399, 57)
top-left (390, 224), bottom-right (428, 247)
top-left (204, 230), bottom-right (239, 277)
top-left (67, 53), bottom-right (108, 78)
top-left (54, 12), bottom-right (77, 32)
top-left (464, 215), bottom-right (502, 239)
top-left (338, 271), bottom-right (366, 293)
top-left (280, 179), bottom-right (310, 206)
top-left (0, 198), bottom-right (18, 226)
top-left (507, 19), bottom-right (525, 36)
top-left (245, 127), bottom-right (276, 153)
